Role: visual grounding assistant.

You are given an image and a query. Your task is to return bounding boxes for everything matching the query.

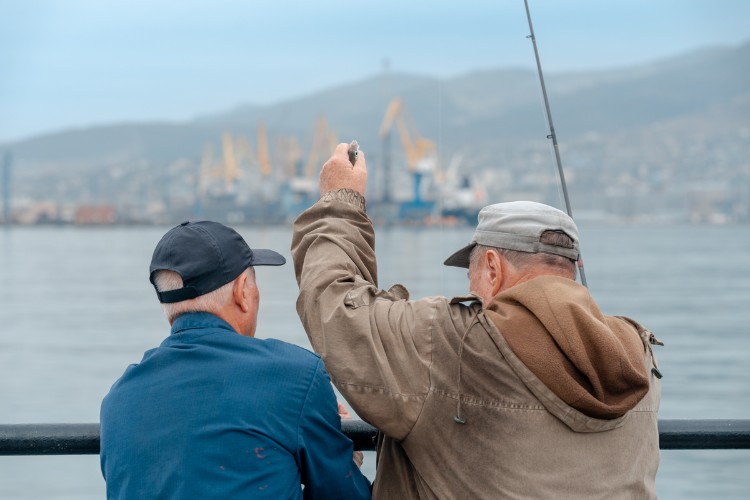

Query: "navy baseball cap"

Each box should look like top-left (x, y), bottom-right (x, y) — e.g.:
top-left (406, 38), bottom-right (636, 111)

top-left (149, 220), bottom-right (286, 304)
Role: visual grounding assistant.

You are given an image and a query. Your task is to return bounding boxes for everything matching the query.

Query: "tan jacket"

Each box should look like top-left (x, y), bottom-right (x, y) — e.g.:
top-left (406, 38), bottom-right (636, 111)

top-left (292, 190), bottom-right (662, 499)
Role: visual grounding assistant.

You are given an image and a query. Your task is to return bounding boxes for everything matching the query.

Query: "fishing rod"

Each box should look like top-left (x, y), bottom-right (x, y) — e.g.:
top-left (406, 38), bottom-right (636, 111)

top-left (523, 0), bottom-right (588, 287)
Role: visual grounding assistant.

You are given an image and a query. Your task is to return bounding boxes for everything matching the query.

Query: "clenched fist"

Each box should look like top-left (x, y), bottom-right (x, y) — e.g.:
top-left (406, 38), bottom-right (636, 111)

top-left (319, 142), bottom-right (367, 197)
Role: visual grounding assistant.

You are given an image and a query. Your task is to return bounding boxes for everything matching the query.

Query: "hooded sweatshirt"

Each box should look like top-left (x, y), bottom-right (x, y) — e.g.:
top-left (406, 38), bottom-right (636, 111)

top-left (487, 276), bottom-right (650, 420)
top-left (292, 190), bottom-right (662, 499)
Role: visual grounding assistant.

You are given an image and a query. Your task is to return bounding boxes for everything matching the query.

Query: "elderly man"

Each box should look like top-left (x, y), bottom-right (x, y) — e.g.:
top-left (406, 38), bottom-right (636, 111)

top-left (292, 144), bottom-right (662, 499)
top-left (100, 220), bottom-right (370, 499)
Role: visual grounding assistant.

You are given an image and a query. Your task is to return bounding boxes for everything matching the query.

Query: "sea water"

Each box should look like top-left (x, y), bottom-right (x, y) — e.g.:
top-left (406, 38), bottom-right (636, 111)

top-left (0, 223), bottom-right (748, 499)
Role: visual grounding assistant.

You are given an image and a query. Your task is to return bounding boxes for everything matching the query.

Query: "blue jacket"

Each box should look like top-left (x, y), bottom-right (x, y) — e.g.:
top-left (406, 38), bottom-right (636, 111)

top-left (100, 312), bottom-right (371, 499)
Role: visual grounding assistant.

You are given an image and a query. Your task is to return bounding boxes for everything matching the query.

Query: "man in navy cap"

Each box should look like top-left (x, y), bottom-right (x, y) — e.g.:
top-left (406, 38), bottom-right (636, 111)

top-left (100, 220), bottom-right (371, 499)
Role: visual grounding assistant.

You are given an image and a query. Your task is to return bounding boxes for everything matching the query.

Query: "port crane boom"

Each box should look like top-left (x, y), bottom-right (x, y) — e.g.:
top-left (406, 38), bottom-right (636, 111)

top-left (379, 98), bottom-right (437, 215)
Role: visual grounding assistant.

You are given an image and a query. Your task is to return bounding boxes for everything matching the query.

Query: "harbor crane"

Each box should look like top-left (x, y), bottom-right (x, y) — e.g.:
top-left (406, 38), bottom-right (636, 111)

top-left (284, 115), bottom-right (338, 217)
top-left (304, 115), bottom-right (338, 180)
top-left (378, 97), bottom-right (437, 217)
top-left (198, 124), bottom-right (273, 199)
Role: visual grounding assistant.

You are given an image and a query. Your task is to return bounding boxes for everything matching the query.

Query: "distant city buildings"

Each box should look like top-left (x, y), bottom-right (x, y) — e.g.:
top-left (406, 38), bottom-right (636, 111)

top-left (3, 123), bottom-right (747, 226)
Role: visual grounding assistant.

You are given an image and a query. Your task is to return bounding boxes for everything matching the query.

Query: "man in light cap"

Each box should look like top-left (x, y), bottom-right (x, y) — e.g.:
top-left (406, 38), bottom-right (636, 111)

top-left (292, 144), bottom-right (662, 499)
top-left (101, 220), bottom-right (371, 499)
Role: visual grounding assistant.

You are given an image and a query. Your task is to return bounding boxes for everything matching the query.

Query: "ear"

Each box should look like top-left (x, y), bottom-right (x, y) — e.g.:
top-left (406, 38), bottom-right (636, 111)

top-left (232, 272), bottom-right (250, 312)
top-left (485, 250), bottom-right (505, 297)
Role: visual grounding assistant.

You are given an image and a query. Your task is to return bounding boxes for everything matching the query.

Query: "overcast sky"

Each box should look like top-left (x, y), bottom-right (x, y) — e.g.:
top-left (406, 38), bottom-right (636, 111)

top-left (1, 0), bottom-right (748, 142)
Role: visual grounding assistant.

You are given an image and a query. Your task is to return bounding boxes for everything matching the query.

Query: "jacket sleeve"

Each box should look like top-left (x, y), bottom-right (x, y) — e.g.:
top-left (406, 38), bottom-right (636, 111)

top-left (297, 359), bottom-right (371, 500)
top-left (291, 189), bottom-right (435, 440)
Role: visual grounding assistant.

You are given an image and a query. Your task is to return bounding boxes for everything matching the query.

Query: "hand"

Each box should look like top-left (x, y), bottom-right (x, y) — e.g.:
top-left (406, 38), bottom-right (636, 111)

top-left (338, 401), bottom-right (364, 468)
top-left (319, 142), bottom-right (367, 197)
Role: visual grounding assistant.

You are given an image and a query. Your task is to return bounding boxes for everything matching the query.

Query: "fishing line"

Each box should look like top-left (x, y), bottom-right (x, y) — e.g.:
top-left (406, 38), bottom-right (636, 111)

top-left (437, 81), bottom-right (446, 292)
top-left (523, 0), bottom-right (588, 287)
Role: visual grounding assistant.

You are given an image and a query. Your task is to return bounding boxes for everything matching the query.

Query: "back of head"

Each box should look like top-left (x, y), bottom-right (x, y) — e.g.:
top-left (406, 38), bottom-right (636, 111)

top-left (445, 201), bottom-right (580, 278)
top-left (148, 220), bottom-right (286, 322)
top-left (153, 269), bottom-right (240, 323)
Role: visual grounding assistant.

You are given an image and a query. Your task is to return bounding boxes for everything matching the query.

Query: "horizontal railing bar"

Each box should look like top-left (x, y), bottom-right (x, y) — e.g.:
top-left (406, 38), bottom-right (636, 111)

top-left (0, 423), bottom-right (99, 456)
top-left (0, 420), bottom-right (748, 455)
top-left (658, 419), bottom-right (750, 450)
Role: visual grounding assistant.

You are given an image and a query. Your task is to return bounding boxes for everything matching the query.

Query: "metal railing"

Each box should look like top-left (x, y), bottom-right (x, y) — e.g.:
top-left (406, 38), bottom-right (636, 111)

top-left (1, 420), bottom-right (749, 455)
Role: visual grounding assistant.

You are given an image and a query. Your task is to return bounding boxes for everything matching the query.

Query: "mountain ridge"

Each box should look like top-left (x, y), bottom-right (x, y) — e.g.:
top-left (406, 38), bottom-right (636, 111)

top-left (2, 40), bottom-right (748, 172)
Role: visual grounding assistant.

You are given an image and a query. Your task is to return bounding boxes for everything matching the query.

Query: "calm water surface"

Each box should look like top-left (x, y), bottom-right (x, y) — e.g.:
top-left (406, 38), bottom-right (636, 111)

top-left (1, 223), bottom-right (748, 499)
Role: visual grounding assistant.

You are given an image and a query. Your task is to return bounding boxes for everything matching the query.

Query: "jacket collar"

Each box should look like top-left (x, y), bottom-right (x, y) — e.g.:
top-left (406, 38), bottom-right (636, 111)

top-left (170, 312), bottom-right (236, 336)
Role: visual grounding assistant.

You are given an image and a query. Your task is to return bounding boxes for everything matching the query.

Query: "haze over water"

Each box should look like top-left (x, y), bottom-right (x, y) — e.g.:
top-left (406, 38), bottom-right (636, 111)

top-left (0, 223), bottom-right (748, 499)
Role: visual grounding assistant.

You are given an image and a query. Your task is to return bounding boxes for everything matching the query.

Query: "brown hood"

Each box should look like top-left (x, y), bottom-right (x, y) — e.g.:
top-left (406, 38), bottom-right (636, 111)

top-left (484, 276), bottom-right (649, 420)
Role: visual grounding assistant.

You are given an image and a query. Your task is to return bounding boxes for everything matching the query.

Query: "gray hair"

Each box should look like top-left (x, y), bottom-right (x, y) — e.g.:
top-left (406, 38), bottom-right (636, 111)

top-left (470, 230), bottom-right (577, 278)
top-left (153, 268), bottom-right (254, 323)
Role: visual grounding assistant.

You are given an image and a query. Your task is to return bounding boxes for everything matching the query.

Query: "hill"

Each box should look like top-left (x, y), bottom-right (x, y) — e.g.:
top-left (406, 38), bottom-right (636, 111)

top-left (1, 40), bottom-right (748, 223)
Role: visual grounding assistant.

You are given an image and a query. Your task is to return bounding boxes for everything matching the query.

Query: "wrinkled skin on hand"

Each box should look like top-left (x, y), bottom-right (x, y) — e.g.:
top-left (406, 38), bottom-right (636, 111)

top-left (319, 142), bottom-right (367, 197)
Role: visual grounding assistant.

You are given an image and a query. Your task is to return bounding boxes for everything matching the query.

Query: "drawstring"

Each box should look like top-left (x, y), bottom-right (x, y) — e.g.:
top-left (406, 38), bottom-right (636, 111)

top-left (625, 317), bottom-right (665, 380)
top-left (646, 331), bottom-right (664, 379)
top-left (454, 313), bottom-right (480, 424)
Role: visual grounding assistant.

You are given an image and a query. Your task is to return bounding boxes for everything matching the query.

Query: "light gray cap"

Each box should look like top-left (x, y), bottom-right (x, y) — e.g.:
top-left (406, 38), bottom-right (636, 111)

top-left (444, 201), bottom-right (580, 268)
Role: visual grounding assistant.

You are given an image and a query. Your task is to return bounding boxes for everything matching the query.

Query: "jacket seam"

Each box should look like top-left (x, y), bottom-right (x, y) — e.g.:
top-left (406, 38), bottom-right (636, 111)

top-left (330, 380), bottom-right (426, 401)
top-left (295, 357), bottom-right (322, 456)
top-left (403, 298), bottom-right (438, 440)
top-left (430, 388), bottom-right (547, 410)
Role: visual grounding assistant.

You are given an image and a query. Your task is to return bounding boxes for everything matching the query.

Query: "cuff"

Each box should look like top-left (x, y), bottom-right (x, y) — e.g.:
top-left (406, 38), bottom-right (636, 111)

top-left (320, 189), bottom-right (366, 211)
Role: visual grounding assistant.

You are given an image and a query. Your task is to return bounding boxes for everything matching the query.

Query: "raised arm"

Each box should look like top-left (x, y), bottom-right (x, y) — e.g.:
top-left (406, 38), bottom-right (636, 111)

top-left (291, 144), bottom-right (434, 439)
